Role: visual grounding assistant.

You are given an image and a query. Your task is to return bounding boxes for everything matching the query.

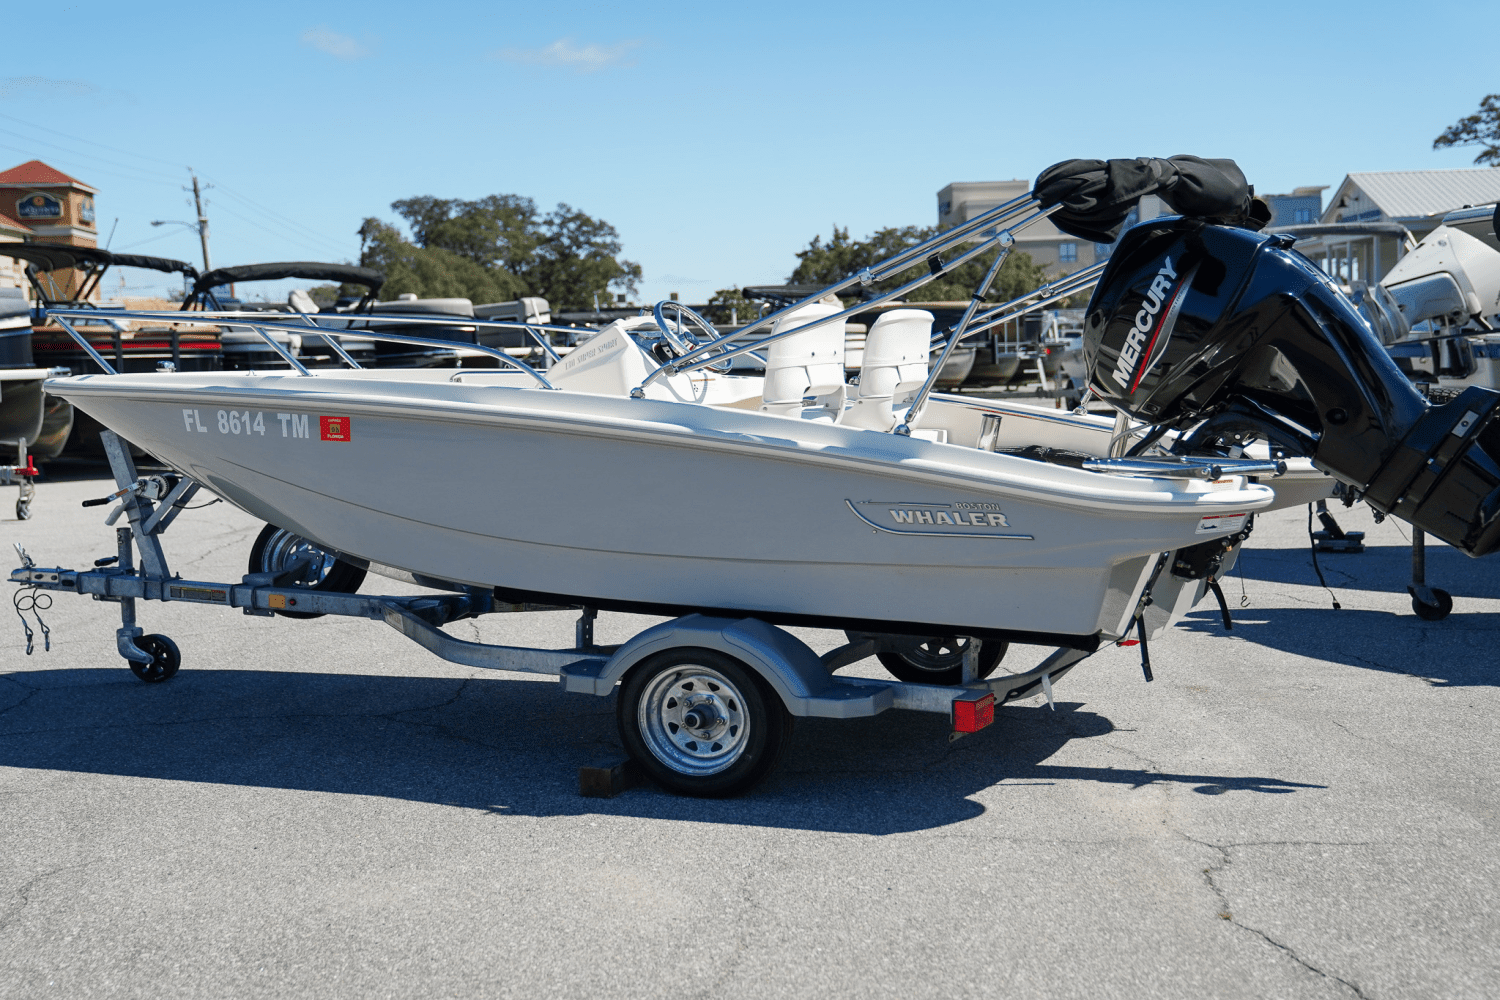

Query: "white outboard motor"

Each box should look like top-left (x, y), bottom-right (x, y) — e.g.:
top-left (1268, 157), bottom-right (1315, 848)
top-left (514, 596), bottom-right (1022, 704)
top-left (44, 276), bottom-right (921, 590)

top-left (1381, 225), bottom-right (1500, 327)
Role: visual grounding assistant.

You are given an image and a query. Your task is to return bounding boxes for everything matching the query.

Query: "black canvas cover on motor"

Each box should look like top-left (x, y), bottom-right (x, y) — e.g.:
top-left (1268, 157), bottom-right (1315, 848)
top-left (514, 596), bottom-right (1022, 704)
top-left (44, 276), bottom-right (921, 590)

top-left (1033, 156), bottom-right (1265, 243)
top-left (192, 262), bottom-right (385, 298)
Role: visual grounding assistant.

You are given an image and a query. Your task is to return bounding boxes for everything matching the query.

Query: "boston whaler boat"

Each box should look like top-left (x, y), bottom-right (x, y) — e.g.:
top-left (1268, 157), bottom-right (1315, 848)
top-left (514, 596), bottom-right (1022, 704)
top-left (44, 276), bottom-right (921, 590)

top-left (14, 156), bottom-right (1500, 795)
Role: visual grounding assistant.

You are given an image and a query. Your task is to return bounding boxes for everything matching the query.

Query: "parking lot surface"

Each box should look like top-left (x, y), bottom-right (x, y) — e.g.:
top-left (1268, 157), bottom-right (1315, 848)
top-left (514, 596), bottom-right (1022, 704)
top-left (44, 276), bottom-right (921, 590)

top-left (2, 469), bottom-right (1498, 999)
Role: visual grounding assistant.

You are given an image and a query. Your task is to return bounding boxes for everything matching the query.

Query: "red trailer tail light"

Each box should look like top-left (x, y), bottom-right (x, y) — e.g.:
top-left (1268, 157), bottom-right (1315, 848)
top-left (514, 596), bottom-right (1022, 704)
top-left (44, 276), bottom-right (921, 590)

top-left (952, 691), bottom-right (995, 733)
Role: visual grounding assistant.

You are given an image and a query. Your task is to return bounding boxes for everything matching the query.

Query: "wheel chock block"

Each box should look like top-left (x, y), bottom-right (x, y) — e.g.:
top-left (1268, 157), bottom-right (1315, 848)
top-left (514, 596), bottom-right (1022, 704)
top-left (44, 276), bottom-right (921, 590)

top-left (952, 691), bottom-right (995, 734)
top-left (579, 758), bottom-right (645, 798)
top-left (1312, 530), bottom-right (1365, 553)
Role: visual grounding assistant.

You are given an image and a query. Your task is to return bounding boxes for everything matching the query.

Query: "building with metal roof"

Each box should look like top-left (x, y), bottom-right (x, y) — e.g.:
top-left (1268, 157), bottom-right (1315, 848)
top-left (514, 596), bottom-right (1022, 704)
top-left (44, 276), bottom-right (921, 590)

top-left (1295, 168), bottom-right (1500, 285)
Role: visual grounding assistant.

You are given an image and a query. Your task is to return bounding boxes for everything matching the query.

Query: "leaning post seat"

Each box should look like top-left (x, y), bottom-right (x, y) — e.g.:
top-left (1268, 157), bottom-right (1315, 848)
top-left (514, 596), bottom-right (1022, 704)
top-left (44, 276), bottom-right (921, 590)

top-left (841, 309), bottom-right (933, 431)
top-left (759, 302), bottom-right (847, 418)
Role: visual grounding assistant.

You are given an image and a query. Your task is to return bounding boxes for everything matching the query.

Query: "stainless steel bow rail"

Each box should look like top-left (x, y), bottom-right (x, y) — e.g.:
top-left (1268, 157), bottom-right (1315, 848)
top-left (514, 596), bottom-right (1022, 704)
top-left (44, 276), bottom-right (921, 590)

top-left (8, 428), bottom-right (1094, 796)
top-left (41, 308), bottom-right (573, 388)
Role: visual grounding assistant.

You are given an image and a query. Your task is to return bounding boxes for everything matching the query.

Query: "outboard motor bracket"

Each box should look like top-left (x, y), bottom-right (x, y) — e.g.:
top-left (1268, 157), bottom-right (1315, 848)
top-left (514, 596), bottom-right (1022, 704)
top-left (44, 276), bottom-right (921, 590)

top-left (1363, 386), bottom-right (1500, 556)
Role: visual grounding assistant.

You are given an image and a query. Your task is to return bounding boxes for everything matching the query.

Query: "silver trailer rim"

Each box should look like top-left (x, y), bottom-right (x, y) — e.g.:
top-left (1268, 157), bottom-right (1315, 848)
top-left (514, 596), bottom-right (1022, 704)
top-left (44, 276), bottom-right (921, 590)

top-left (257, 529), bottom-right (340, 587)
top-left (637, 664), bottom-right (750, 776)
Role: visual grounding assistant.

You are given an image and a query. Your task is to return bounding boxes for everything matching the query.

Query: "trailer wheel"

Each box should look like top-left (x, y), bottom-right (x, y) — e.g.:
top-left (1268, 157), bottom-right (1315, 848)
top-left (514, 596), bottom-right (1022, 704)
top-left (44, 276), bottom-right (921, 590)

top-left (16, 498), bottom-right (31, 521)
top-left (248, 524), bottom-right (367, 619)
top-left (618, 648), bottom-right (793, 798)
top-left (854, 633), bottom-right (1006, 686)
top-left (1411, 588), bottom-right (1453, 621)
top-left (130, 634), bottom-right (180, 683)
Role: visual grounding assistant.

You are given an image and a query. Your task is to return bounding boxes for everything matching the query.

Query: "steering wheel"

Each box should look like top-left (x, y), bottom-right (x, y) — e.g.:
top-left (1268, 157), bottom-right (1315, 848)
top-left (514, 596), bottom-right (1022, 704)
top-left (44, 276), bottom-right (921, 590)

top-left (652, 300), bottom-right (736, 374)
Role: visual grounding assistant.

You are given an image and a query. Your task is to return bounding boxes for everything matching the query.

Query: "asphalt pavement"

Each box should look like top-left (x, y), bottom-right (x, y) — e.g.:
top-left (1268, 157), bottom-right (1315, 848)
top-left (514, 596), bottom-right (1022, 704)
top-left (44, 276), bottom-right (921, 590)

top-left (2, 466), bottom-right (1497, 999)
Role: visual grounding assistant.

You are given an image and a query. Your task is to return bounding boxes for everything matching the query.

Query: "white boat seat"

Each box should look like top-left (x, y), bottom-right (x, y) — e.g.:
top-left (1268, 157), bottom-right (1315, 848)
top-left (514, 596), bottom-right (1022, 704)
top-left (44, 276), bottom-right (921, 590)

top-left (840, 309), bottom-right (932, 431)
top-left (760, 302), bottom-right (846, 419)
top-left (287, 289), bottom-right (320, 314)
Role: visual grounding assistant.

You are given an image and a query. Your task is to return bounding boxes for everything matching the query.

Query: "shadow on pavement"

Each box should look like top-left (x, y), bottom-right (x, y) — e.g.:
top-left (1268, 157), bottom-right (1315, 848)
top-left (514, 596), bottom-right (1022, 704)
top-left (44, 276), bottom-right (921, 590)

top-left (1232, 539), bottom-right (1496, 599)
top-left (0, 667), bottom-right (1322, 833)
top-left (1179, 606), bottom-right (1500, 686)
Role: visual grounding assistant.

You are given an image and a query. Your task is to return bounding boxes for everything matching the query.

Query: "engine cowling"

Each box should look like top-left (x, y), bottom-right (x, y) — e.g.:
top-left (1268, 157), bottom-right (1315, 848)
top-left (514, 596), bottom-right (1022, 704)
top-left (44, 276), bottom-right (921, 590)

top-left (1081, 217), bottom-right (1500, 557)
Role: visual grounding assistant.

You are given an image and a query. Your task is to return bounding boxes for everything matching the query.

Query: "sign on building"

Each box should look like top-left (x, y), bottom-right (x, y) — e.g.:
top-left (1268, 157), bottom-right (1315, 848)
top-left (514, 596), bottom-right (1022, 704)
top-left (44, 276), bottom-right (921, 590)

top-left (16, 192), bottom-right (63, 220)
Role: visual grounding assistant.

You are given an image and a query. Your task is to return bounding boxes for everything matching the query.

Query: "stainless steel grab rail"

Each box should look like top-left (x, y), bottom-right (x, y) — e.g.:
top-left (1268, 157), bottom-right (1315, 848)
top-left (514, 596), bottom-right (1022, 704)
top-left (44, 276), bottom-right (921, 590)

top-left (40, 308), bottom-right (559, 390)
top-left (1080, 457), bottom-right (1287, 480)
top-left (630, 194), bottom-right (1049, 397)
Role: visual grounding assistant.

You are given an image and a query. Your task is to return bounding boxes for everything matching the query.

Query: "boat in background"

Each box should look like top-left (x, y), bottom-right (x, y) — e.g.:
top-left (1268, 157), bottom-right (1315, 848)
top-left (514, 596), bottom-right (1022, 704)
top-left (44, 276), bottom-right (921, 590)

top-left (0, 286), bottom-right (57, 518)
top-left (183, 262), bottom-right (383, 369)
top-left (1, 244), bottom-right (216, 459)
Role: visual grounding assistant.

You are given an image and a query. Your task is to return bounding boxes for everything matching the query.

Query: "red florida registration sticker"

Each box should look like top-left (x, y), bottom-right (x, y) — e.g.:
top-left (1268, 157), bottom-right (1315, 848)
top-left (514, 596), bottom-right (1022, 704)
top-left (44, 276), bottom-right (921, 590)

top-left (320, 415), bottom-right (351, 442)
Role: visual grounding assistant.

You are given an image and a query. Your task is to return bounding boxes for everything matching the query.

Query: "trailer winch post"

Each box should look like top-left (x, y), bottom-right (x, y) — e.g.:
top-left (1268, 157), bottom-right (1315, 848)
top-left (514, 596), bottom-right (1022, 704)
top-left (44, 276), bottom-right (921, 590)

top-left (98, 431), bottom-right (167, 663)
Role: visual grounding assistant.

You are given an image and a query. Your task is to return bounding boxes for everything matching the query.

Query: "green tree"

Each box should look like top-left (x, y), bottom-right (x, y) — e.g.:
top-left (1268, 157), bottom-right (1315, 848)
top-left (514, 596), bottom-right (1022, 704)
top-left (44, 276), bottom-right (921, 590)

top-left (789, 225), bottom-right (1050, 304)
top-left (358, 218), bottom-right (529, 303)
top-left (527, 203), bottom-right (642, 310)
top-left (306, 284), bottom-right (342, 308)
top-left (1434, 95), bottom-right (1500, 165)
top-left (702, 286), bottom-right (764, 326)
top-left (391, 194), bottom-right (540, 272)
top-left (373, 195), bottom-right (642, 309)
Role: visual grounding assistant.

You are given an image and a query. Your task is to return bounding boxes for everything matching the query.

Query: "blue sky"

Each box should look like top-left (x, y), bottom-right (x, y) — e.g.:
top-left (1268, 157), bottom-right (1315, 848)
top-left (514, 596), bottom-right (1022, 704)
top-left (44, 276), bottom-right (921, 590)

top-left (3, 0), bottom-right (1498, 304)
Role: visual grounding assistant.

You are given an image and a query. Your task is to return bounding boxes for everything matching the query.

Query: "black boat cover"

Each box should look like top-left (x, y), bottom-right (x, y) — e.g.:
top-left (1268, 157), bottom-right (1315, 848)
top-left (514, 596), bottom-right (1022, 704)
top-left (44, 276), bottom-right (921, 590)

top-left (1033, 156), bottom-right (1268, 243)
top-left (0, 243), bottom-right (198, 277)
top-left (109, 253), bottom-right (199, 277)
top-left (193, 262), bottom-right (385, 295)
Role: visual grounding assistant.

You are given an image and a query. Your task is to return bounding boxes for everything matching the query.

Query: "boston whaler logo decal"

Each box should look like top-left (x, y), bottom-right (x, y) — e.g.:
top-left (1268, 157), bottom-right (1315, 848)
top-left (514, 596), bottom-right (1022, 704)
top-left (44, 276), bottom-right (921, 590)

top-left (845, 500), bottom-right (1033, 539)
top-left (1112, 256), bottom-right (1195, 393)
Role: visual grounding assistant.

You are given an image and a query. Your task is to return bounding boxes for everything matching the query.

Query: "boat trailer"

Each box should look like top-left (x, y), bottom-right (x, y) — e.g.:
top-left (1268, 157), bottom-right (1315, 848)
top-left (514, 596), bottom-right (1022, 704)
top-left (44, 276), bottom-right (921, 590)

top-left (9, 430), bottom-right (1092, 797)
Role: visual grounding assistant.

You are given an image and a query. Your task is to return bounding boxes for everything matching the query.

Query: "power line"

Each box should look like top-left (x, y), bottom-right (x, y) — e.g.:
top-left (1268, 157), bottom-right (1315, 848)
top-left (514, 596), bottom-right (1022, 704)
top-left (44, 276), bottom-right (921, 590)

top-left (0, 124), bottom-right (183, 183)
top-left (0, 110), bottom-right (187, 171)
top-left (0, 138), bottom-right (179, 189)
top-left (113, 229), bottom-right (194, 252)
top-left (0, 112), bottom-right (354, 261)
top-left (208, 197), bottom-right (354, 260)
top-left (205, 179), bottom-right (355, 256)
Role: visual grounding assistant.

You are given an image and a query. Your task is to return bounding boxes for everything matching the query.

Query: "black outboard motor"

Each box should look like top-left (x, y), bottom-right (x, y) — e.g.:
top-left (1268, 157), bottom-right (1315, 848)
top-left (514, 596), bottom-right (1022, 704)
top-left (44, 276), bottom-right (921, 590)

top-left (1035, 156), bottom-right (1500, 558)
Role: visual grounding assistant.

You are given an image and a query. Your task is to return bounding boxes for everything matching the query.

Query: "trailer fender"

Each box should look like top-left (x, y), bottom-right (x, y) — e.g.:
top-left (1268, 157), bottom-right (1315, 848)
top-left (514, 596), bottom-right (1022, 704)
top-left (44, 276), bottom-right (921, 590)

top-left (564, 615), bottom-right (892, 719)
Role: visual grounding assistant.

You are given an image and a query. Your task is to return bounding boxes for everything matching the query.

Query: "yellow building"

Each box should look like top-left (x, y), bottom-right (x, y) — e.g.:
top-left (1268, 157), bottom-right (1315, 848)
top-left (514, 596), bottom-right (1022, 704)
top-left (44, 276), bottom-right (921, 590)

top-left (0, 159), bottom-right (99, 301)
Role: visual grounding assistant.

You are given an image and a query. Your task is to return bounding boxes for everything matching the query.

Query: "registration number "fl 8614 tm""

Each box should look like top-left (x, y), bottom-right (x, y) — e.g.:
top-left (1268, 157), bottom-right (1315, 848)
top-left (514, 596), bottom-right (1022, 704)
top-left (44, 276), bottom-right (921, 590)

top-left (181, 408), bottom-right (349, 441)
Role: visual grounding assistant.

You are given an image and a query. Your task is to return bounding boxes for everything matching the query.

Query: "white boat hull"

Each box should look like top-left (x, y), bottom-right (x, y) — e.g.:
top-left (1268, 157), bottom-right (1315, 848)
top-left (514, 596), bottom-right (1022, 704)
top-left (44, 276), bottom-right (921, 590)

top-left (49, 371), bottom-right (1276, 642)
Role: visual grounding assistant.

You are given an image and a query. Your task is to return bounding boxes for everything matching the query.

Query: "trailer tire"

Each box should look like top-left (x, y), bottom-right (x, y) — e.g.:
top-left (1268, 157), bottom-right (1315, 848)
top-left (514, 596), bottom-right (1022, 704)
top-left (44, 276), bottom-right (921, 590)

top-left (618, 648), bottom-right (793, 798)
top-left (1411, 588), bottom-right (1453, 621)
top-left (248, 524), bottom-right (367, 619)
top-left (853, 632), bottom-right (1006, 686)
top-left (130, 634), bottom-right (180, 683)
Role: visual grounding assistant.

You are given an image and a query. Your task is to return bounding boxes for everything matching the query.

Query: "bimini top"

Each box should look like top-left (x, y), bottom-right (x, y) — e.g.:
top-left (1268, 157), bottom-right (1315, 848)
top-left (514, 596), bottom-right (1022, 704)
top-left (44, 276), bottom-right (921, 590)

top-left (0, 243), bottom-right (199, 278)
top-left (191, 262), bottom-right (386, 298)
top-left (1, 244), bottom-right (200, 305)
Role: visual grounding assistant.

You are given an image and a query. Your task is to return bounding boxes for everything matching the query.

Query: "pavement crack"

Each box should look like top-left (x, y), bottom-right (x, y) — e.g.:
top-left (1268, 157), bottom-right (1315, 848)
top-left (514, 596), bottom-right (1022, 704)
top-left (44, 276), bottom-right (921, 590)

top-left (1183, 834), bottom-right (1370, 999)
top-left (0, 681), bottom-right (42, 722)
top-left (0, 863), bottom-right (94, 935)
top-left (385, 676), bottom-right (474, 721)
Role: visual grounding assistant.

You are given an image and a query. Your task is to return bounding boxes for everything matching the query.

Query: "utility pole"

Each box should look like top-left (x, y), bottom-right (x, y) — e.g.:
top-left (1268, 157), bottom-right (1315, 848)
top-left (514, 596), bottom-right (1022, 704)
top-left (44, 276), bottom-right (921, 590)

top-left (189, 170), bottom-right (213, 272)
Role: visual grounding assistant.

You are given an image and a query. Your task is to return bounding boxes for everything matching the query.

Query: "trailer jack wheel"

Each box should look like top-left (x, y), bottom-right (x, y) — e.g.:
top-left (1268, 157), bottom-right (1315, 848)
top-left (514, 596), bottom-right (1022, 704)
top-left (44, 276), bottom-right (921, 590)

top-left (618, 648), bottom-right (793, 798)
top-left (1410, 588), bottom-right (1453, 621)
top-left (129, 634), bottom-right (181, 683)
